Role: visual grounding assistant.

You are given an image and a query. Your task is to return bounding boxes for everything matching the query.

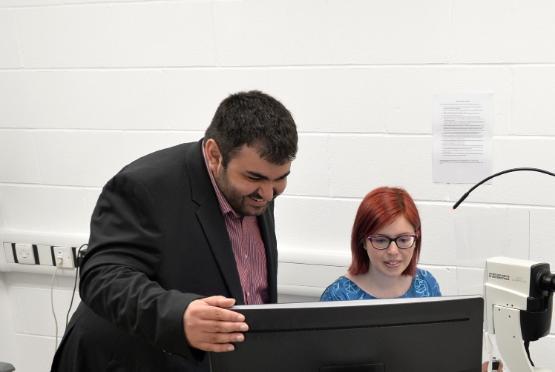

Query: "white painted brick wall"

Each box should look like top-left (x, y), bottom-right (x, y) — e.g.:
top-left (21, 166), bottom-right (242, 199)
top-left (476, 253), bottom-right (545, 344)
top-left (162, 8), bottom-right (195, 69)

top-left (14, 2), bottom-right (216, 68)
top-left (452, 0), bottom-right (555, 63)
top-left (0, 273), bottom-right (16, 366)
top-left (214, 0), bottom-right (452, 65)
top-left (530, 209), bottom-right (555, 264)
top-left (0, 10), bottom-right (19, 68)
top-left (513, 66), bottom-right (555, 135)
top-left (1, 0), bottom-right (555, 371)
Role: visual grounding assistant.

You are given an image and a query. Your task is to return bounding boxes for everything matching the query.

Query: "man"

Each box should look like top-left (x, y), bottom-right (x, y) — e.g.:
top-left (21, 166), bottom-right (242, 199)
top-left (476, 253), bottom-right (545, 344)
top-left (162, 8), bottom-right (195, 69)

top-left (51, 91), bottom-right (298, 371)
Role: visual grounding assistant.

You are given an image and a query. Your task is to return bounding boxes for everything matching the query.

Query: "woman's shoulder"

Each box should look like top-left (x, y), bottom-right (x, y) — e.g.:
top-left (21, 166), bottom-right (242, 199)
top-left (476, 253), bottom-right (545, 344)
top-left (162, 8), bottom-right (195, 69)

top-left (320, 276), bottom-right (373, 301)
top-left (325, 276), bottom-right (352, 290)
top-left (415, 268), bottom-right (436, 280)
top-left (320, 276), bottom-right (352, 301)
top-left (411, 268), bottom-right (442, 297)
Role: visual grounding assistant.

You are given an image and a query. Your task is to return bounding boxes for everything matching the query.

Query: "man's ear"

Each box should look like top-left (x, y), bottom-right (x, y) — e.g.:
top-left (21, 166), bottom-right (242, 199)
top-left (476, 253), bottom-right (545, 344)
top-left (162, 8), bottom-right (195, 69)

top-left (204, 139), bottom-right (222, 172)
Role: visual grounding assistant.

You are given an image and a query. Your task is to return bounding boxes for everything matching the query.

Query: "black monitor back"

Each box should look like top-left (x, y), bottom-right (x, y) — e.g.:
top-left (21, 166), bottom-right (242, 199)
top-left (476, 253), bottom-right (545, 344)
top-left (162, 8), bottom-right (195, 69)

top-left (209, 296), bottom-right (483, 372)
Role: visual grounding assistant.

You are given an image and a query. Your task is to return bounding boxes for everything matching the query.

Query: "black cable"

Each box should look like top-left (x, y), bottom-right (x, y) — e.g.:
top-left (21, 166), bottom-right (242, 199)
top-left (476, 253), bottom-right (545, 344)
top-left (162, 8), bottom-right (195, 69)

top-left (66, 243), bottom-right (88, 328)
top-left (453, 167), bottom-right (555, 369)
top-left (453, 167), bottom-right (555, 209)
top-left (524, 341), bottom-right (535, 367)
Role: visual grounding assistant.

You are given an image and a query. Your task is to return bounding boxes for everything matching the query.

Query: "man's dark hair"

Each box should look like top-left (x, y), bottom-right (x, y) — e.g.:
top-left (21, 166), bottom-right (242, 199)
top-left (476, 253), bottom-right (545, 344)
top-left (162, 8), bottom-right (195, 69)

top-left (205, 90), bottom-right (298, 166)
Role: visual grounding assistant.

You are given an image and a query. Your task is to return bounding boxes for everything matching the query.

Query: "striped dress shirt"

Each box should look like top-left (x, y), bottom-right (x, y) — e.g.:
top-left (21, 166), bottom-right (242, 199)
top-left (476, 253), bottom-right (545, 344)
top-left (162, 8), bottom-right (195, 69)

top-left (203, 147), bottom-right (269, 304)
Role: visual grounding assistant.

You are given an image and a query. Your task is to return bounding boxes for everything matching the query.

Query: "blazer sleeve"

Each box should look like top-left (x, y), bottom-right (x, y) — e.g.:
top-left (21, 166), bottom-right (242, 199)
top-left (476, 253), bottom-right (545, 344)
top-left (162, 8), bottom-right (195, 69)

top-left (79, 173), bottom-right (203, 360)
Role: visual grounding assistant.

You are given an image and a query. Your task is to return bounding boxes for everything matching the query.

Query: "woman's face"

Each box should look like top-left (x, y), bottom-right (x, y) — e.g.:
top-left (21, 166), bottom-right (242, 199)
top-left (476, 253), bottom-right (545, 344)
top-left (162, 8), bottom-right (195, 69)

top-left (364, 216), bottom-right (416, 278)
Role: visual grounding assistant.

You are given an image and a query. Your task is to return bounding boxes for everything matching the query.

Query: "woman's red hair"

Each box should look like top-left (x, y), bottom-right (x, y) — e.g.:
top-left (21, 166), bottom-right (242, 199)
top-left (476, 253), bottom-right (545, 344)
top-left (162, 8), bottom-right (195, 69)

top-left (348, 187), bottom-right (421, 277)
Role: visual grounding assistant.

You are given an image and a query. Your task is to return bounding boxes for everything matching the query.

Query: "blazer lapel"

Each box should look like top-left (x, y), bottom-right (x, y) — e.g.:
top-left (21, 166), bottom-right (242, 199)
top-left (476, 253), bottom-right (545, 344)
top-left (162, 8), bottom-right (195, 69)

top-left (186, 140), bottom-right (244, 304)
top-left (258, 203), bottom-right (278, 303)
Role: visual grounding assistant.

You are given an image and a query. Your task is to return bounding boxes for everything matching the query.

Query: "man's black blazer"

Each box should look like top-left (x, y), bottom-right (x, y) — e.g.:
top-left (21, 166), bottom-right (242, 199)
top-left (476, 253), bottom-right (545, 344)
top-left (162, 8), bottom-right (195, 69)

top-left (51, 140), bottom-right (279, 372)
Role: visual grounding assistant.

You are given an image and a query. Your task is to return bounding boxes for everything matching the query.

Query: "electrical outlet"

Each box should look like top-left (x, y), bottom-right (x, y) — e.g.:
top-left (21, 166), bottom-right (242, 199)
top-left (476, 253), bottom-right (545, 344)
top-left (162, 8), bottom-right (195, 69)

top-left (51, 246), bottom-right (75, 268)
top-left (15, 243), bottom-right (37, 265)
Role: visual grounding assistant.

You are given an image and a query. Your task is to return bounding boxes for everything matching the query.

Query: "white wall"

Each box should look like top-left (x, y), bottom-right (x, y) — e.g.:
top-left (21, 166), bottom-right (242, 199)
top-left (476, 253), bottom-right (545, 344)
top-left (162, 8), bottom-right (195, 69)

top-left (0, 273), bottom-right (15, 367)
top-left (1, 0), bottom-right (555, 371)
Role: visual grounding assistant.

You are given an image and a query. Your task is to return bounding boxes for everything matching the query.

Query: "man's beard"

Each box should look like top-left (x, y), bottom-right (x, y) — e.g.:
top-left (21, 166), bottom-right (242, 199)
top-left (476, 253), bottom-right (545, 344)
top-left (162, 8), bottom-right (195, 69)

top-left (215, 169), bottom-right (268, 216)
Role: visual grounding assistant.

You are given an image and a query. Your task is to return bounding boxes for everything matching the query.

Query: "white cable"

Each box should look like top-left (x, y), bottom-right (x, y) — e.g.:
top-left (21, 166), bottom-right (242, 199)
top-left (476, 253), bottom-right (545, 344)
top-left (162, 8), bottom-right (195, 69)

top-left (66, 244), bottom-right (87, 328)
top-left (484, 331), bottom-right (499, 372)
top-left (50, 265), bottom-right (60, 352)
top-left (484, 330), bottom-right (493, 357)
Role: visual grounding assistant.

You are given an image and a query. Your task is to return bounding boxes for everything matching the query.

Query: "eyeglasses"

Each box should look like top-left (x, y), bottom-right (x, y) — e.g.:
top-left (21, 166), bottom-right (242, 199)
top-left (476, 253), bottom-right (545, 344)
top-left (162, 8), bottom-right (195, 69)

top-left (367, 234), bottom-right (417, 250)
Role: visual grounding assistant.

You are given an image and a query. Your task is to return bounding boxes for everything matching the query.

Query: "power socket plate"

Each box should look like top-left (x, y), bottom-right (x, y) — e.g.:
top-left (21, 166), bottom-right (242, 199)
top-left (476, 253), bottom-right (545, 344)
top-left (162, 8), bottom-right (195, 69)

top-left (52, 246), bottom-right (74, 268)
top-left (15, 243), bottom-right (36, 265)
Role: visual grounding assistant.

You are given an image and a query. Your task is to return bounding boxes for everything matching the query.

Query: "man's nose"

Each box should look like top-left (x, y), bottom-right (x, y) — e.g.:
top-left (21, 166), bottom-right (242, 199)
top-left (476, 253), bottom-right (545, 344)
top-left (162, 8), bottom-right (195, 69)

top-left (258, 182), bottom-right (274, 202)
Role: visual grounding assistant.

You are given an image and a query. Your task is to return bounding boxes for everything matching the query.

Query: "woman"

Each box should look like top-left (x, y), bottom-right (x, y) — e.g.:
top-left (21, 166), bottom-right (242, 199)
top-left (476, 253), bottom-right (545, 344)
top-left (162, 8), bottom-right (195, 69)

top-left (321, 186), bottom-right (440, 301)
top-left (320, 186), bottom-right (501, 372)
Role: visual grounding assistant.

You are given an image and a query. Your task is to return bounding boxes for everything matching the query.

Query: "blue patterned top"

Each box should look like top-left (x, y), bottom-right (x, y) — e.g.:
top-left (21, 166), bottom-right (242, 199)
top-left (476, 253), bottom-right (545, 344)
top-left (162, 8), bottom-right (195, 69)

top-left (320, 268), bottom-right (441, 301)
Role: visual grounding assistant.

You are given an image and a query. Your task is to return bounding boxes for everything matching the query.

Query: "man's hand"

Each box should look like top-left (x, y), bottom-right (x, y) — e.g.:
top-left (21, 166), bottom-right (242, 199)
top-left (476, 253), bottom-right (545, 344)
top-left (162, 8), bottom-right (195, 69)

top-left (184, 296), bottom-right (248, 352)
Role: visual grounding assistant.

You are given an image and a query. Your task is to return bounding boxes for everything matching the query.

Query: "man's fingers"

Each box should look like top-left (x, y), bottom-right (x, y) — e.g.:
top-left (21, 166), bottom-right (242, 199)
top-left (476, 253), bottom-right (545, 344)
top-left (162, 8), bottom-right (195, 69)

top-left (197, 342), bottom-right (236, 353)
top-left (203, 295), bottom-right (236, 308)
top-left (202, 330), bottom-right (245, 345)
top-left (186, 319), bottom-right (247, 352)
top-left (206, 305), bottom-right (245, 322)
top-left (196, 331), bottom-right (245, 352)
top-left (195, 319), bottom-right (249, 334)
top-left (184, 296), bottom-right (248, 352)
top-left (189, 298), bottom-right (244, 322)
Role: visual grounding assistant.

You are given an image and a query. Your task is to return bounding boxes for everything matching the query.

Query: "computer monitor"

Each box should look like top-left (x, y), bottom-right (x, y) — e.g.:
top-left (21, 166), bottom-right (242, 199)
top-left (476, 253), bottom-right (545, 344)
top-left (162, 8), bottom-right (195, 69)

top-left (209, 295), bottom-right (483, 372)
